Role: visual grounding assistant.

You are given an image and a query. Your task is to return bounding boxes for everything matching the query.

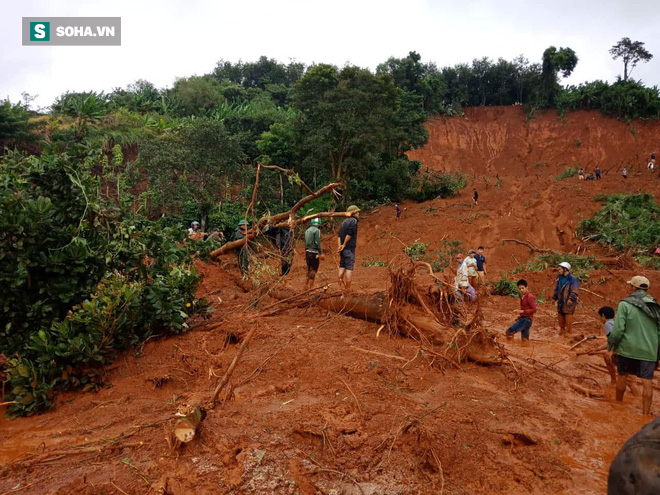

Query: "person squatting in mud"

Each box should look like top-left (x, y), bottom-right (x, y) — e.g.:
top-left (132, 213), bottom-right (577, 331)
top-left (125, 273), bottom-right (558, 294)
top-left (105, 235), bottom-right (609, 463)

top-left (304, 218), bottom-right (324, 289)
top-left (337, 205), bottom-right (360, 290)
top-left (505, 279), bottom-right (537, 345)
top-left (553, 261), bottom-right (580, 335)
top-left (607, 275), bottom-right (660, 416)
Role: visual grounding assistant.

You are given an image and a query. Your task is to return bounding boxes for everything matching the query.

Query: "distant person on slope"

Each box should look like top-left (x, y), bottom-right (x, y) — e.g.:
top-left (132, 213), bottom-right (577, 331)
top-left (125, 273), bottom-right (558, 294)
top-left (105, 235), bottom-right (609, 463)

top-left (465, 250), bottom-right (479, 289)
top-left (337, 205), bottom-right (360, 290)
top-left (475, 246), bottom-right (487, 287)
top-left (608, 276), bottom-right (660, 416)
top-left (595, 165), bottom-right (602, 180)
top-left (395, 203), bottom-right (401, 220)
top-left (304, 218), bottom-right (325, 289)
top-left (578, 168), bottom-right (585, 180)
top-left (622, 167), bottom-right (628, 179)
top-left (473, 189), bottom-right (479, 205)
top-left (506, 279), bottom-right (537, 344)
top-left (552, 261), bottom-right (579, 335)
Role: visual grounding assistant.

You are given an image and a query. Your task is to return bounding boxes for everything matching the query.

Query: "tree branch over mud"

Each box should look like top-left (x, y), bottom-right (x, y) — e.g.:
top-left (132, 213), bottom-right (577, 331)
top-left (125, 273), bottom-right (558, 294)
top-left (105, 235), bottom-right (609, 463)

top-left (210, 182), bottom-right (343, 260)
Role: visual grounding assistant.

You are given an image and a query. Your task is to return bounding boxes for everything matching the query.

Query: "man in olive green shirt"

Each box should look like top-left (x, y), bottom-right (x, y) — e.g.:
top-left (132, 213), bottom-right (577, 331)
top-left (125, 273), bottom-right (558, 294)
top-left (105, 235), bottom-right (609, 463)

top-left (608, 276), bottom-right (660, 416)
top-left (304, 218), bottom-right (325, 289)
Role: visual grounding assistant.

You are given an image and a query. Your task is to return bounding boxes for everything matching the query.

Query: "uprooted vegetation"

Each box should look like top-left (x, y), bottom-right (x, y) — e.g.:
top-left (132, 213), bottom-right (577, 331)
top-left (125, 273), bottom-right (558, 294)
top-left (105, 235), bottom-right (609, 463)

top-left (579, 193), bottom-right (660, 259)
top-left (512, 251), bottom-right (602, 282)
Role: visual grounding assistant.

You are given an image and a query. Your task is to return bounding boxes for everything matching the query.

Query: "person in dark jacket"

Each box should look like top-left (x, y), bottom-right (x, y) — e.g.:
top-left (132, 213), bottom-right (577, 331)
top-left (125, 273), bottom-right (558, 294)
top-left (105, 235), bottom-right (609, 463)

top-left (264, 225), bottom-right (295, 277)
top-left (552, 261), bottom-right (579, 334)
top-left (337, 205), bottom-right (360, 290)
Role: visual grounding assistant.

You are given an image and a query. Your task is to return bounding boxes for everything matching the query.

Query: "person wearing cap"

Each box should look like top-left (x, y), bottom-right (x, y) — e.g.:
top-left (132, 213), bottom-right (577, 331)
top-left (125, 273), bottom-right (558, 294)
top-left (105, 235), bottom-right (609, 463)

top-left (465, 250), bottom-right (478, 289)
top-left (608, 275), bottom-right (660, 416)
top-left (337, 205), bottom-right (360, 290)
top-left (395, 203), bottom-right (401, 220)
top-left (454, 253), bottom-right (469, 295)
top-left (231, 219), bottom-right (250, 276)
top-left (552, 261), bottom-right (580, 335)
top-left (304, 217), bottom-right (325, 289)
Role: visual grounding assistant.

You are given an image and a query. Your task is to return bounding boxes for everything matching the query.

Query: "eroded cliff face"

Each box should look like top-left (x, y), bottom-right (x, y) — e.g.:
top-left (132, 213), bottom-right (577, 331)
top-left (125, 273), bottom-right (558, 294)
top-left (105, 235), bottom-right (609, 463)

top-left (409, 106), bottom-right (659, 176)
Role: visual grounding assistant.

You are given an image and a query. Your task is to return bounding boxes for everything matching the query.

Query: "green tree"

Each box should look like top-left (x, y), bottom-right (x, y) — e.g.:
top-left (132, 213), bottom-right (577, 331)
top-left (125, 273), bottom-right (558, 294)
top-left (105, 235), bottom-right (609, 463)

top-left (292, 64), bottom-right (427, 201)
top-left (539, 46), bottom-right (578, 106)
top-left (137, 119), bottom-right (247, 224)
top-left (610, 38), bottom-right (653, 82)
top-left (172, 76), bottom-right (225, 116)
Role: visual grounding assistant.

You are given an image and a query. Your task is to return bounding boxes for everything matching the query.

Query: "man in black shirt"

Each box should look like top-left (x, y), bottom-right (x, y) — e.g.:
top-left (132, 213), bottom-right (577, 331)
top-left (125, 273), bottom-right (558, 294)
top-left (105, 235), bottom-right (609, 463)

top-left (475, 246), bottom-right (487, 288)
top-left (337, 205), bottom-right (360, 290)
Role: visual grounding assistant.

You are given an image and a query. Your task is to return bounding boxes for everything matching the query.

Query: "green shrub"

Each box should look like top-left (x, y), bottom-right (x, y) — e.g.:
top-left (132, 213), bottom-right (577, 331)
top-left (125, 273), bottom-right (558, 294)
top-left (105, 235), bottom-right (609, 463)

top-left (553, 166), bottom-right (578, 182)
top-left (513, 251), bottom-right (601, 282)
top-left (405, 241), bottom-right (428, 260)
top-left (404, 240), bottom-right (463, 272)
top-left (0, 150), bottom-right (208, 416)
top-left (488, 277), bottom-right (520, 298)
top-left (409, 170), bottom-right (467, 201)
top-left (362, 256), bottom-right (388, 267)
top-left (578, 193), bottom-right (660, 254)
top-left (635, 256), bottom-right (660, 270)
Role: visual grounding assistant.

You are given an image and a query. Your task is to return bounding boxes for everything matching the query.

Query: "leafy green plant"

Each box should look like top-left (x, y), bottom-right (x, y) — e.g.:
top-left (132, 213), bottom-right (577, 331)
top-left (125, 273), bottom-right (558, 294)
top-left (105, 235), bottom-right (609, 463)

top-left (0, 149), bottom-right (208, 416)
top-left (409, 170), bottom-right (467, 201)
top-left (512, 251), bottom-right (601, 282)
top-left (405, 241), bottom-right (428, 260)
top-left (635, 256), bottom-right (660, 269)
top-left (488, 277), bottom-right (520, 298)
top-left (578, 193), bottom-right (660, 254)
top-left (362, 256), bottom-right (388, 267)
top-left (553, 166), bottom-right (578, 182)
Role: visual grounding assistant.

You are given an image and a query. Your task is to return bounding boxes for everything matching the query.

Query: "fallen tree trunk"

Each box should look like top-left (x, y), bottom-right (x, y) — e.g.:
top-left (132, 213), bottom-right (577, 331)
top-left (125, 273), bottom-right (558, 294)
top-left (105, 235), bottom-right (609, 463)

top-left (265, 285), bottom-right (502, 365)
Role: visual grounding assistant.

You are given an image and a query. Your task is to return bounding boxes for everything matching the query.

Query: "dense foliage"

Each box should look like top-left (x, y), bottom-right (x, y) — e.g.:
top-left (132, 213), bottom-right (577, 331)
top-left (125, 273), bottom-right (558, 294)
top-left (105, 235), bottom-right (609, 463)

top-left (578, 194), bottom-right (660, 255)
top-left (0, 150), bottom-right (207, 416)
top-left (512, 251), bottom-right (601, 282)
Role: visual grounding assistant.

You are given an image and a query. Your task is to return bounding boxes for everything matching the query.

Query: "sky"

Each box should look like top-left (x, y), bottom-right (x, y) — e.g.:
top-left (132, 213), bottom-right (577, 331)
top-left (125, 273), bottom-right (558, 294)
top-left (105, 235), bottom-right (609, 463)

top-left (2, 0), bottom-right (659, 110)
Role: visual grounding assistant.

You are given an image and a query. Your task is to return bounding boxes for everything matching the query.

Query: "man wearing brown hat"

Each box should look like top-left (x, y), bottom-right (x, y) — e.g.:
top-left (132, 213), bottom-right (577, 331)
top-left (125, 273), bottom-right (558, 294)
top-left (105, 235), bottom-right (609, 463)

top-left (337, 205), bottom-right (360, 290)
top-left (608, 275), bottom-right (660, 416)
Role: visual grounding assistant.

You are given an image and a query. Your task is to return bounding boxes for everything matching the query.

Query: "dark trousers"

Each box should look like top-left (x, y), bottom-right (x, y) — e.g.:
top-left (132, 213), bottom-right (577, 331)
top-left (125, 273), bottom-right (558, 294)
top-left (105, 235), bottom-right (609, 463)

top-left (507, 317), bottom-right (532, 339)
top-left (237, 248), bottom-right (249, 275)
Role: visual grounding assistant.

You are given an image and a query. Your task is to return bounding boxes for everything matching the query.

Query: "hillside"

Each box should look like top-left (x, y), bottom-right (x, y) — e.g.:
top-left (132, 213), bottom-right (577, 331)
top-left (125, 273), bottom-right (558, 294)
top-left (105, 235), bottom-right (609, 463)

top-left (1, 108), bottom-right (659, 494)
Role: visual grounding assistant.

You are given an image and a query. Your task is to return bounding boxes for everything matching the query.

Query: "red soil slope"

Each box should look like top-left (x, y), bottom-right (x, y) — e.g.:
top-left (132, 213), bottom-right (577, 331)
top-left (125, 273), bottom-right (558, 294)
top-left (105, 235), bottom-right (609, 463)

top-left (1, 108), bottom-right (659, 495)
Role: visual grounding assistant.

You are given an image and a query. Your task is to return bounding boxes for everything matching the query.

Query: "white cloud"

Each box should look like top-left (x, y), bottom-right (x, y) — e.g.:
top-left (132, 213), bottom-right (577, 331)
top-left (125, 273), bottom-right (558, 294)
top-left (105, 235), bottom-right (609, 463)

top-left (1, 0), bottom-right (658, 109)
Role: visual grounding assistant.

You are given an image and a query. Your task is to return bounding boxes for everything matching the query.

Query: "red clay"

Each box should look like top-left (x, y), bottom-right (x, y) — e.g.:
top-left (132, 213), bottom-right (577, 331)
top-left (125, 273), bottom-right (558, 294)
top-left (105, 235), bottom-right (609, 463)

top-left (1, 107), bottom-right (659, 494)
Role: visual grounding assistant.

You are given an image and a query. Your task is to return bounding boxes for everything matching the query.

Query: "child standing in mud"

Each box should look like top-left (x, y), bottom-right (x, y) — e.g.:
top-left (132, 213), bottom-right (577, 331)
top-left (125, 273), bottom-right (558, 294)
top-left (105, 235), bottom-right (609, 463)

top-left (505, 279), bottom-right (537, 344)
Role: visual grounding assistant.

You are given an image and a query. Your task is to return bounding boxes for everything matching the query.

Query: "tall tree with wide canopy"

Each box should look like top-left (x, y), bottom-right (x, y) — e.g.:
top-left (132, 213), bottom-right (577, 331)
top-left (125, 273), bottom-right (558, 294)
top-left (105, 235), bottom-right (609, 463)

top-left (610, 37), bottom-right (653, 81)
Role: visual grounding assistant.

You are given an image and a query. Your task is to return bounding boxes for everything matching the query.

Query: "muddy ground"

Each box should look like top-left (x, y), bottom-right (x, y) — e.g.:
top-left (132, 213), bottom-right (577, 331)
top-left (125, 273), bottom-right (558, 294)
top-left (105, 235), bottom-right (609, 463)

top-left (1, 107), bottom-right (659, 494)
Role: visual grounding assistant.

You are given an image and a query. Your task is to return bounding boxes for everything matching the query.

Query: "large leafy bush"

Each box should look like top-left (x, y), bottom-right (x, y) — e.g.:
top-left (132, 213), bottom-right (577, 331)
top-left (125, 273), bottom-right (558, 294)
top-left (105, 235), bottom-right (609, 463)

top-left (0, 150), bottom-right (207, 416)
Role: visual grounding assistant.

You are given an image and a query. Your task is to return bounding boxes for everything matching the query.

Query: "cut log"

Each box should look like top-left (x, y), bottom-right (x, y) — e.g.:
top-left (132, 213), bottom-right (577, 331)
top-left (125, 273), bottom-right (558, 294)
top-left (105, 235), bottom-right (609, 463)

top-left (174, 405), bottom-right (204, 443)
